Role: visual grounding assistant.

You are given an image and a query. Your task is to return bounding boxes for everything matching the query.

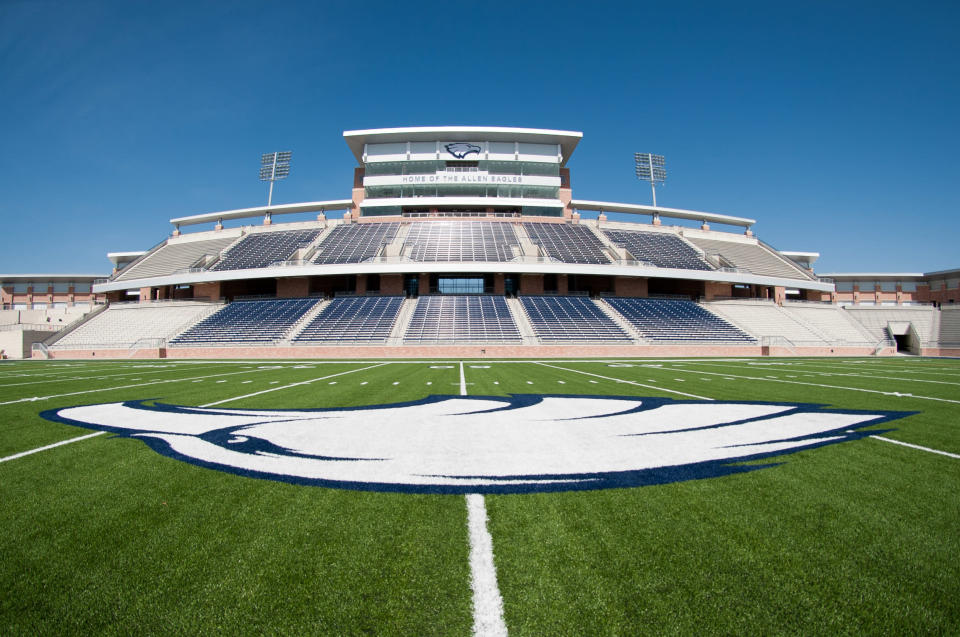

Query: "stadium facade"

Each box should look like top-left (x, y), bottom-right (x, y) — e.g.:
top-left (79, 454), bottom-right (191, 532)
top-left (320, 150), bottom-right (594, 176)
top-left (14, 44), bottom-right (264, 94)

top-left (20, 126), bottom-right (960, 359)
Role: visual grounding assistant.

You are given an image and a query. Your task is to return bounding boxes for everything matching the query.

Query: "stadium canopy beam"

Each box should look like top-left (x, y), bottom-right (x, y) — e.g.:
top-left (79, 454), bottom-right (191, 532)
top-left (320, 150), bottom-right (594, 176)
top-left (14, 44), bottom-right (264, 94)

top-left (169, 200), bottom-right (353, 229)
top-left (571, 200), bottom-right (756, 230)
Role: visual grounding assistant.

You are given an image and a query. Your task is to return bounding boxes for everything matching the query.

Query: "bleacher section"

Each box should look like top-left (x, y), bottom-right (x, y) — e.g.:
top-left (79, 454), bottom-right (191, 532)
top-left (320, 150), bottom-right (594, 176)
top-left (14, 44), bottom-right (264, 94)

top-left (211, 229), bottom-right (320, 271)
top-left (843, 306), bottom-right (938, 345)
top-left (604, 298), bottom-right (754, 342)
top-left (686, 237), bottom-right (811, 279)
top-left (520, 296), bottom-right (631, 342)
top-left (294, 296), bottom-right (403, 343)
top-left (523, 223), bottom-right (610, 264)
top-left (779, 304), bottom-right (876, 344)
top-left (51, 302), bottom-right (220, 349)
top-left (603, 229), bottom-right (712, 270)
top-left (705, 301), bottom-right (826, 344)
top-left (405, 221), bottom-right (517, 262)
top-left (312, 223), bottom-right (400, 264)
top-left (169, 298), bottom-right (319, 346)
top-left (938, 306), bottom-right (960, 346)
top-left (404, 296), bottom-right (521, 342)
top-left (115, 236), bottom-right (238, 281)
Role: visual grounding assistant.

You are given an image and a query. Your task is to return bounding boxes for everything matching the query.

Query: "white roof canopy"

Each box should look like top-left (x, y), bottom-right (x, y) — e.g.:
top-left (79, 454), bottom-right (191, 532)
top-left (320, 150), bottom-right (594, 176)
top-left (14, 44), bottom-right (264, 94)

top-left (343, 126), bottom-right (583, 166)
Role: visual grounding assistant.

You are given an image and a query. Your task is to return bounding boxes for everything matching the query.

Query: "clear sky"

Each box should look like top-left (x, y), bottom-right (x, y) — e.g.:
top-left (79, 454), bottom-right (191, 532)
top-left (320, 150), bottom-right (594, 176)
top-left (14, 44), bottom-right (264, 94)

top-left (1, 0), bottom-right (957, 275)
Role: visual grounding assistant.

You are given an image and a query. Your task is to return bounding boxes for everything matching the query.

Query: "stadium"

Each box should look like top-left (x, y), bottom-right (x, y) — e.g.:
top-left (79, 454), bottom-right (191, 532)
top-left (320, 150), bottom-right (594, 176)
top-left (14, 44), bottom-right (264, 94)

top-left (10, 126), bottom-right (959, 360)
top-left (2, 127), bottom-right (959, 636)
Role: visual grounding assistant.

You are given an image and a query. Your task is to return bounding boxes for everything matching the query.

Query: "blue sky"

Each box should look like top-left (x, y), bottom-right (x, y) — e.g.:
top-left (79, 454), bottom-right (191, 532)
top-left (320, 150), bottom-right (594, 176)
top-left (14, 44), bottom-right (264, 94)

top-left (1, 0), bottom-right (957, 275)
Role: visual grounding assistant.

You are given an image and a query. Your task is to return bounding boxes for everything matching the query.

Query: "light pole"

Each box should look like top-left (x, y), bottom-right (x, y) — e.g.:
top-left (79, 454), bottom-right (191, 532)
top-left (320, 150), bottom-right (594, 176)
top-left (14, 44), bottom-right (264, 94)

top-left (260, 151), bottom-right (292, 207)
top-left (634, 152), bottom-right (666, 207)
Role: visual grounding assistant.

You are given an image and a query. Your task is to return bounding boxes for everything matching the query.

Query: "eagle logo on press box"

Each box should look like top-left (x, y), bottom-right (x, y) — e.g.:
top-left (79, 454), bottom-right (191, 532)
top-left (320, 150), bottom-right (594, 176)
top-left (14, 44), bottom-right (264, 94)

top-left (444, 142), bottom-right (482, 159)
top-left (43, 395), bottom-right (909, 494)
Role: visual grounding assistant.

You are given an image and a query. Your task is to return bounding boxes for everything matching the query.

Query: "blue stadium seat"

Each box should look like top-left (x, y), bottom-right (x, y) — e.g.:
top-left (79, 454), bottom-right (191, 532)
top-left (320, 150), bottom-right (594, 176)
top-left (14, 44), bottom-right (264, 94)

top-left (312, 223), bottom-right (400, 264)
top-left (523, 223), bottom-right (611, 264)
top-left (211, 230), bottom-right (321, 271)
top-left (404, 296), bottom-right (521, 342)
top-left (602, 229), bottom-right (713, 270)
top-left (294, 296), bottom-right (404, 343)
top-left (169, 297), bottom-right (318, 345)
top-left (605, 297), bottom-right (754, 342)
top-left (520, 296), bottom-right (630, 342)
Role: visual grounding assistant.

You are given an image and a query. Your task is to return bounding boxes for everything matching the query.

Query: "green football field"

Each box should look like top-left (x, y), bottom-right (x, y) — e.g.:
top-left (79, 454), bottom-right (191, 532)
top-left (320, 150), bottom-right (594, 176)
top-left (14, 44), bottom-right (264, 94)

top-left (1, 357), bottom-right (958, 635)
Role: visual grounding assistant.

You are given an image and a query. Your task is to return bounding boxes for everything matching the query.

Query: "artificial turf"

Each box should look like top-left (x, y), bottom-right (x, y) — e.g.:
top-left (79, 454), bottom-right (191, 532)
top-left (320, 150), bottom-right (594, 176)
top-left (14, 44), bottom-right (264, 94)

top-left (0, 357), bottom-right (957, 635)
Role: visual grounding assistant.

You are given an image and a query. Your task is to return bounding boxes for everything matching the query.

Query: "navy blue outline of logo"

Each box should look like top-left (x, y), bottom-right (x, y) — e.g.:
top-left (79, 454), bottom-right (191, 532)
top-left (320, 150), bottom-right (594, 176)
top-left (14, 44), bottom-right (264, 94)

top-left (41, 395), bottom-right (913, 495)
top-left (444, 142), bottom-right (481, 159)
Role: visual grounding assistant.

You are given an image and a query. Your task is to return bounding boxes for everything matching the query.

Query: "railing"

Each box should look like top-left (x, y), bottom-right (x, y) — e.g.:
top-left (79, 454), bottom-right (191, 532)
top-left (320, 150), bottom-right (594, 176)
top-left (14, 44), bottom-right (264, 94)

top-left (0, 323), bottom-right (61, 332)
top-left (267, 259), bottom-right (313, 268)
top-left (31, 342), bottom-right (50, 359)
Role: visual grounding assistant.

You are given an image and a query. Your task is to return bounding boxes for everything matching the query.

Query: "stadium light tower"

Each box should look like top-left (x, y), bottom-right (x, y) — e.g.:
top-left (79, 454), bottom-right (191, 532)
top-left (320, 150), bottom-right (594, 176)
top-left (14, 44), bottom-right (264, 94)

top-left (635, 152), bottom-right (666, 207)
top-left (260, 151), bottom-right (292, 207)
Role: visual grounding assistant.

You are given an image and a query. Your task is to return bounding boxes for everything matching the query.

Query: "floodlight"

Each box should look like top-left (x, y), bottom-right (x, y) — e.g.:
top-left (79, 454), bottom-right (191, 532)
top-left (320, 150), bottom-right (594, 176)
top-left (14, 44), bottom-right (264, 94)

top-left (260, 150), bottom-right (293, 206)
top-left (634, 152), bottom-right (666, 207)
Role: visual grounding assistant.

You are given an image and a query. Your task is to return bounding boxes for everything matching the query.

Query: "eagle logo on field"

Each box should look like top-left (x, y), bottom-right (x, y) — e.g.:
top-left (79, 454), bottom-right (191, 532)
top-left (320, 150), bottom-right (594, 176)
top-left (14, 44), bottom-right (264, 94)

top-left (444, 142), bottom-right (482, 159)
top-left (43, 395), bottom-right (910, 494)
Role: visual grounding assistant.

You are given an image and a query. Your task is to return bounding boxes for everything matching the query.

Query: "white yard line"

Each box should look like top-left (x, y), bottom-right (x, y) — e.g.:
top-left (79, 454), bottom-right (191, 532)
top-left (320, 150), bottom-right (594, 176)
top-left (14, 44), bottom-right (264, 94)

top-left (461, 362), bottom-right (508, 636)
top-left (681, 360), bottom-right (960, 387)
top-left (467, 494), bottom-right (509, 637)
top-left (200, 363), bottom-right (388, 407)
top-left (0, 364), bottom-right (223, 389)
top-left (0, 364), bottom-right (385, 464)
top-left (871, 436), bottom-right (960, 459)
top-left (535, 362), bottom-right (712, 400)
top-left (0, 431), bottom-right (106, 463)
top-left (0, 367), bottom-right (283, 407)
top-left (664, 366), bottom-right (960, 405)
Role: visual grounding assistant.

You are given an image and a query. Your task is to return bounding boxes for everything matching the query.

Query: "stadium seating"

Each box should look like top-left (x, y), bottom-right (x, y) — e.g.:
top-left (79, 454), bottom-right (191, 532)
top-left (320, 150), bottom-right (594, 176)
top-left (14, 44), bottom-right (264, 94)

top-left (404, 295), bottom-right (521, 342)
top-left (523, 223), bottom-right (610, 264)
top-left (604, 298), bottom-right (754, 342)
top-left (602, 229), bottom-right (713, 270)
top-left (114, 236), bottom-right (238, 281)
top-left (779, 304), bottom-right (876, 343)
top-left (312, 223), bottom-right (400, 264)
top-left (169, 298), bottom-right (320, 346)
top-left (51, 302), bottom-right (220, 349)
top-left (520, 296), bottom-right (631, 342)
top-left (404, 221), bottom-right (518, 262)
top-left (938, 307), bottom-right (960, 346)
top-left (704, 301), bottom-right (825, 344)
top-left (211, 229), bottom-right (321, 271)
top-left (294, 296), bottom-right (404, 343)
top-left (686, 237), bottom-right (811, 279)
